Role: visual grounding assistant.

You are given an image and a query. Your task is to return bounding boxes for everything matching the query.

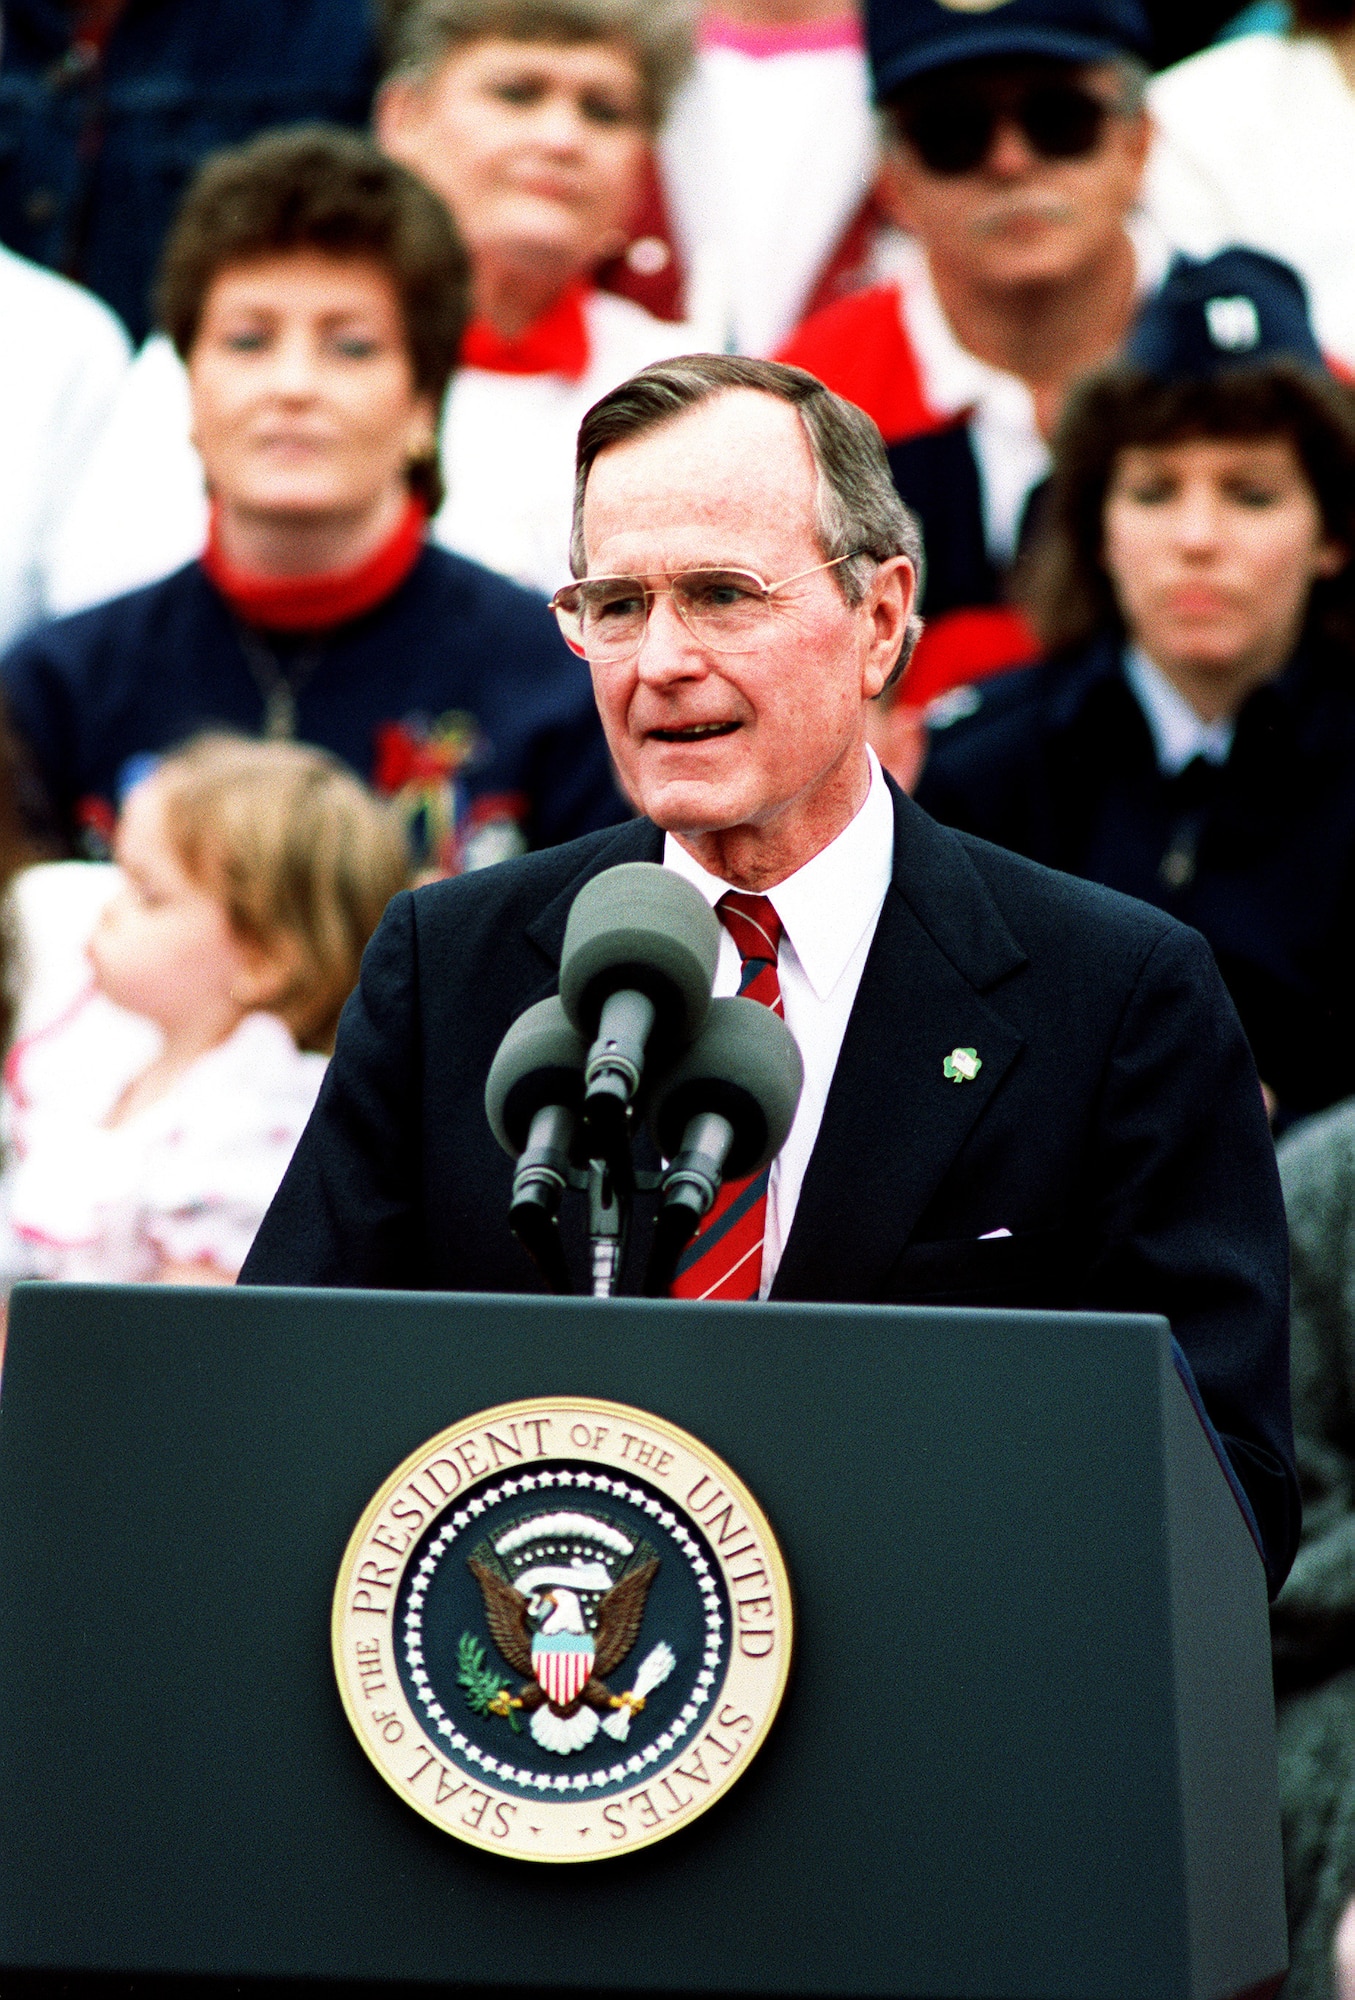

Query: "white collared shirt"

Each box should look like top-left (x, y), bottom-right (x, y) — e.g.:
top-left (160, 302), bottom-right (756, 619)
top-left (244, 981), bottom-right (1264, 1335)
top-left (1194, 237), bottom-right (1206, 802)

top-left (1122, 646), bottom-right (1234, 775)
top-left (869, 218), bottom-right (1172, 564)
top-left (662, 748), bottom-right (895, 1296)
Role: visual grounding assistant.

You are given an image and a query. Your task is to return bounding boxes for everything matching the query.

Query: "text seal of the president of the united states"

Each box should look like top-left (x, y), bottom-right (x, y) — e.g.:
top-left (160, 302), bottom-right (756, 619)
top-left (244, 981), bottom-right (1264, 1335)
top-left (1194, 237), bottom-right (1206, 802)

top-left (333, 1396), bottom-right (792, 1861)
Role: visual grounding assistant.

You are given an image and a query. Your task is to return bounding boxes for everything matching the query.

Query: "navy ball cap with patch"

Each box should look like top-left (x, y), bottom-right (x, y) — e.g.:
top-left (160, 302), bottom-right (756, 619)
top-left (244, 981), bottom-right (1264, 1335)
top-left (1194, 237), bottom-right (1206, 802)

top-left (1127, 249), bottom-right (1326, 381)
top-left (868, 0), bottom-right (1153, 102)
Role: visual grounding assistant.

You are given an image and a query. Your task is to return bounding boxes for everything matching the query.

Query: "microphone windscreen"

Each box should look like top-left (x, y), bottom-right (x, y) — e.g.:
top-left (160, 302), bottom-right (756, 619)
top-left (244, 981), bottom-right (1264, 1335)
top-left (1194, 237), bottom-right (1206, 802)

top-left (485, 996), bottom-right (589, 1157)
top-left (648, 996), bottom-right (804, 1178)
top-left (560, 863), bottom-right (720, 1049)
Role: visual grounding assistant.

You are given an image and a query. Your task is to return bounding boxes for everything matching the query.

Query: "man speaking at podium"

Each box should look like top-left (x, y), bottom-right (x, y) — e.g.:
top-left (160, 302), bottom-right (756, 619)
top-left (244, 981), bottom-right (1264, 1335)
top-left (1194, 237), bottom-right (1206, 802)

top-left (242, 355), bottom-right (1299, 1594)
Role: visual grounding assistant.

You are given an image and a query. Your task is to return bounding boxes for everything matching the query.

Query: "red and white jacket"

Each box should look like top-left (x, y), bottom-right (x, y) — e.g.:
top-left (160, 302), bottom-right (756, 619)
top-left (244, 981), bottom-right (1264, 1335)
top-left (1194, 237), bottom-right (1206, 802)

top-left (780, 226), bottom-right (1171, 706)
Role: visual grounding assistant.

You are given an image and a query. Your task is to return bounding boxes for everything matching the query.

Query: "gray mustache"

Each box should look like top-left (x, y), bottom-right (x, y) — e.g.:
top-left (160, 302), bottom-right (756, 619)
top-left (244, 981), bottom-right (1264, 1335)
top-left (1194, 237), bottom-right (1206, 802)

top-left (971, 197), bottom-right (1077, 237)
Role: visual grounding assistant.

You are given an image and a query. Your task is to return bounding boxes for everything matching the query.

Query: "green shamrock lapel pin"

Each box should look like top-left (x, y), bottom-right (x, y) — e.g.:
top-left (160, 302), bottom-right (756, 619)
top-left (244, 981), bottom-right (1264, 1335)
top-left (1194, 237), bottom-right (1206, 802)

top-left (943, 1046), bottom-right (982, 1084)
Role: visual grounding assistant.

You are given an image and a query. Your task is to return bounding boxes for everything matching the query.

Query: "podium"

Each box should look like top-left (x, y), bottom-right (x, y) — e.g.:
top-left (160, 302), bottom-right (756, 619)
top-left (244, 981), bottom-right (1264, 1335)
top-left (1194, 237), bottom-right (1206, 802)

top-left (0, 1283), bottom-right (1285, 1999)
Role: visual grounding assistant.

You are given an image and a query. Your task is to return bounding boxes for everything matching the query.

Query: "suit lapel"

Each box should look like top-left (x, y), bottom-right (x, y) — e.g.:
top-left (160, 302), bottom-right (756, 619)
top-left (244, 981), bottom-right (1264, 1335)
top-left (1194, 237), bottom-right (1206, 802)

top-left (771, 787), bottom-right (1027, 1302)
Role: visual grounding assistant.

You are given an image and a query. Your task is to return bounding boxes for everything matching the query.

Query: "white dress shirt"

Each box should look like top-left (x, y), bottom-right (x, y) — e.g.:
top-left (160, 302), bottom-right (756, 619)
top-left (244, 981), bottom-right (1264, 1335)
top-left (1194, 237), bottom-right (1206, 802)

top-left (1123, 646), bottom-right (1234, 775)
top-left (662, 748), bottom-right (895, 1296)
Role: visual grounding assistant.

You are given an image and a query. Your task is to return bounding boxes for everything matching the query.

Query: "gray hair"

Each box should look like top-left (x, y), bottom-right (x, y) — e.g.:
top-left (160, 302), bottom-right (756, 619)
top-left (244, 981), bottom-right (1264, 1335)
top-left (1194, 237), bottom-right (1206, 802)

top-left (570, 354), bottom-right (925, 687)
top-left (380, 0), bottom-right (696, 131)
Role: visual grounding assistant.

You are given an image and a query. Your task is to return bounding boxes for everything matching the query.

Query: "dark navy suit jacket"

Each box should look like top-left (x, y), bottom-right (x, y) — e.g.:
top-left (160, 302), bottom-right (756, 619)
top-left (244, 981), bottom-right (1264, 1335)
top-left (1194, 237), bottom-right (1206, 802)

top-left (242, 784), bottom-right (1300, 1592)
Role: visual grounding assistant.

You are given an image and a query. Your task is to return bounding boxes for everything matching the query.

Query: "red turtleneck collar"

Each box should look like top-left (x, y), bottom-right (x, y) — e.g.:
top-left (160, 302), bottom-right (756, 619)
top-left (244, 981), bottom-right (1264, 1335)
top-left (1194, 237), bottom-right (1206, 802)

top-left (202, 495), bottom-right (427, 633)
top-left (460, 280), bottom-right (591, 382)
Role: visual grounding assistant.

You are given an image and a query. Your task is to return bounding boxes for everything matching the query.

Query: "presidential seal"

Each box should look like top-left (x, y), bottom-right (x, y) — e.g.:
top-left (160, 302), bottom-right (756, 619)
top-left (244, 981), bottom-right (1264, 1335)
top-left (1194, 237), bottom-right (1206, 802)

top-left (332, 1397), bottom-right (792, 1862)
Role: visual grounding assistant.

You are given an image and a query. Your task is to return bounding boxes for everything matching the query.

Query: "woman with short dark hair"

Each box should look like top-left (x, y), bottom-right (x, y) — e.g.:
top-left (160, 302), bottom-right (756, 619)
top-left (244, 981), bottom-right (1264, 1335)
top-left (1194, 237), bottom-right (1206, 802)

top-left (1018, 339), bottom-right (1355, 670)
top-left (916, 248), bottom-right (1355, 1120)
top-left (0, 125), bottom-right (626, 875)
top-left (156, 123), bottom-right (469, 520)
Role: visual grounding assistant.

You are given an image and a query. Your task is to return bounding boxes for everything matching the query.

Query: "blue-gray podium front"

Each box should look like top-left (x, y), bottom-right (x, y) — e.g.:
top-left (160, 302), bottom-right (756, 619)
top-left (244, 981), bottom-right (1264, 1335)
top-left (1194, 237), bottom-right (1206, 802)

top-left (0, 1284), bottom-right (1286, 1999)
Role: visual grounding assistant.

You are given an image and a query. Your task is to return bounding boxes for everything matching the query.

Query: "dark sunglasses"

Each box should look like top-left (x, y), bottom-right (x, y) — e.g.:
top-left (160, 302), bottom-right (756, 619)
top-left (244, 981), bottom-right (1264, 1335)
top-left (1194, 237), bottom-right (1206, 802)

top-left (895, 79), bottom-right (1117, 177)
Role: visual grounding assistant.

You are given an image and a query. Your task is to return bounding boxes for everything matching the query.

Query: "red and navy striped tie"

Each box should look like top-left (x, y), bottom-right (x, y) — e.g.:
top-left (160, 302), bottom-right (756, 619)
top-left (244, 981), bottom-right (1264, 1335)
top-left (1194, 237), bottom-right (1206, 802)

top-left (670, 891), bottom-right (784, 1302)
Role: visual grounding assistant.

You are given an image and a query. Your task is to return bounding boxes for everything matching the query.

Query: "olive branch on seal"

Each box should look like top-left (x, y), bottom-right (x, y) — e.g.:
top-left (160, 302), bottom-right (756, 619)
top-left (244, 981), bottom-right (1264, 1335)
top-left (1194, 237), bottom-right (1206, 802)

top-left (456, 1632), bottom-right (521, 1731)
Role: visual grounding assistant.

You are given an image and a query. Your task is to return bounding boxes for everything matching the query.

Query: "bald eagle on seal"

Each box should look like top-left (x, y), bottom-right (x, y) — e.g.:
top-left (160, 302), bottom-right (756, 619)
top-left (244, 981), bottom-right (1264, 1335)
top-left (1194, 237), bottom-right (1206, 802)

top-left (469, 1554), bottom-right (661, 1754)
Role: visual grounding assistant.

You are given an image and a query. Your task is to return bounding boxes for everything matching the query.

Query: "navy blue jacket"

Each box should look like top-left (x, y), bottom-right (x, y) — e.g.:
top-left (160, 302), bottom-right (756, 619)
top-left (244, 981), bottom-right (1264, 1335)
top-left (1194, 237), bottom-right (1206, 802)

top-left (886, 421), bottom-right (1051, 623)
top-left (0, 0), bottom-right (376, 340)
top-left (915, 635), bottom-right (1355, 1118)
top-left (888, 421), bottom-right (1007, 623)
top-left (0, 546), bottom-right (629, 862)
top-left (242, 786), bottom-right (1300, 1594)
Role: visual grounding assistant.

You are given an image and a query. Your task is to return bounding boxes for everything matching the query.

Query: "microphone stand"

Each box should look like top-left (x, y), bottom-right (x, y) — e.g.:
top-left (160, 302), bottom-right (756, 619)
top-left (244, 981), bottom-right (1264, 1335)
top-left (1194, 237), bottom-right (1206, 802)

top-left (583, 1115), bottom-right (669, 1299)
top-left (497, 1000), bottom-right (800, 1299)
top-left (586, 1158), bottom-right (628, 1298)
top-left (497, 858), bottom-right (734, 1297)
top-left (508, 1144), bottom-right (660, 1300)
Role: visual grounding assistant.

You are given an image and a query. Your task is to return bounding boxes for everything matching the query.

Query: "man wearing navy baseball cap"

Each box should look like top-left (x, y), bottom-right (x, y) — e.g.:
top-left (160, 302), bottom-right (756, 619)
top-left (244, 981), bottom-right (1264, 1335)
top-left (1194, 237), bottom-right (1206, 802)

top-left (781, 0), bottom-right (1160, 738)
top-left (917, 247), bottom-right (1355, 1124)
top-left (869, 0), bottom-right (1153, 97)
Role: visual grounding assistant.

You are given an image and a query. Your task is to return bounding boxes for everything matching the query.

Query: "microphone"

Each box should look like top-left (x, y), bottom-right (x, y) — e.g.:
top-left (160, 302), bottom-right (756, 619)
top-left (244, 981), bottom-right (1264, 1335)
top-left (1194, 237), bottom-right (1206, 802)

top-left (642, 996), bottom-right (804, 1296)
top-left (559, 863), bottom-right (721, 1181)
top-left (485, 997), bottom-right (588, 1294)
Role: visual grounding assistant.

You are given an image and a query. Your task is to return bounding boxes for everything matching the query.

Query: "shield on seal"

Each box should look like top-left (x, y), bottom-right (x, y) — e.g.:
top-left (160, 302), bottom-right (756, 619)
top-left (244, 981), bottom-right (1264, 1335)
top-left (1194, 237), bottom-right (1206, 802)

top-left (532, 1631), bottom-right (595, 1707)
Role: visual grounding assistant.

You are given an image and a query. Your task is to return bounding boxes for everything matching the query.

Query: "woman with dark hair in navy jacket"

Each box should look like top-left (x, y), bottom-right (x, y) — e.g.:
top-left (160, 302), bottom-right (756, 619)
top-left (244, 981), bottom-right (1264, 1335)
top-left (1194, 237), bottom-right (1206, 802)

top-left (917, 249), bottom-right (1355, 1122)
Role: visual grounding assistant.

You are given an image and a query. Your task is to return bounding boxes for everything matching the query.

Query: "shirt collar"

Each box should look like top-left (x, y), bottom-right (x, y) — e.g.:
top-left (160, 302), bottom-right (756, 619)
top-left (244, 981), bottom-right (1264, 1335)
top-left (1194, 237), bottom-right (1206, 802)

top-left (459, 280), bottom-right (591, 382)
top-left (1122, 645), bottom-right (1235, 775)
top-left (200, 494), bottom-right (426, 632)
top-left (662, 749), bottom-right (895, 1001)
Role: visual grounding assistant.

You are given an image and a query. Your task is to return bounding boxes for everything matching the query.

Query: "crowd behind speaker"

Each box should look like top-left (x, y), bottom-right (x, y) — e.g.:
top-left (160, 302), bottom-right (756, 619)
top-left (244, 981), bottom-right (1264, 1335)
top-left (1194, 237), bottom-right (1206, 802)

top-left (3, 0), bottom-right (1355, 1993)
